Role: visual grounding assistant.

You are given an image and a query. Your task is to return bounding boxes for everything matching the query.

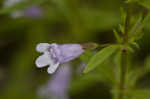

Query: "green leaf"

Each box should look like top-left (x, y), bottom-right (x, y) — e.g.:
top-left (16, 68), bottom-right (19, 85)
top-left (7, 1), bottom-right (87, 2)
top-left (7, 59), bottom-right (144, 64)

top-left (129, 14), bottom-right (143, 36)
top-left (127, 45), bottom-right (134, 53)
top-left (119, 24), bottom-right (124, 34)
top-left (130, 42), bottom-right (140, 49)
top-left (131, 12), bottom-right (150, 36)
top-left (142, 12), bottom-right (150, 28)
top-left (137, 0), bottom-right (150, 9)
top-left (83, 45), bottom-right (119, 73)
top-left (120, 7), bottom-right (127, 33)
top-left (113, 29), bottom-right (122, 43)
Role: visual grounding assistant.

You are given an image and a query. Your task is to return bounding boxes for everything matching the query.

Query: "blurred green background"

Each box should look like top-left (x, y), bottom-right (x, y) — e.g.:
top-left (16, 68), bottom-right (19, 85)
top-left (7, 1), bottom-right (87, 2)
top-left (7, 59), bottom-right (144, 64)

top-left (0, 0), bottom-right (150, 99)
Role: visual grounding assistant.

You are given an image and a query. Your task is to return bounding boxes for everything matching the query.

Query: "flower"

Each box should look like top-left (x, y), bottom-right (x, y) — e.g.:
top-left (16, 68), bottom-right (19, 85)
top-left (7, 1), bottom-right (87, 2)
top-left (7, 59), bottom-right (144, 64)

top-left (23, 6), bottom-right (43, 18)
top-left (35, 43), bottom-right (84, 74)
top-left (3, 0), bottom-right (42, 18)
top-left (38, 63), bottom-right (72, 99)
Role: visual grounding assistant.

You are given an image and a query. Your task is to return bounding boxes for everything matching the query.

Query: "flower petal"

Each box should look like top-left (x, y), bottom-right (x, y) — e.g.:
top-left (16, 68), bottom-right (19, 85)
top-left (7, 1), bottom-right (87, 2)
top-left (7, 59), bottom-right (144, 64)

top-left (35, 53), bottom-right (52, 68)
top-left (59, 44), bottom-right (84, 63)
top-left (36, 43), bottom-right (50, 52)
top-left (24, 6), bottom-right (43, 18)
top-left (47, 62), bottom-right (60, 74)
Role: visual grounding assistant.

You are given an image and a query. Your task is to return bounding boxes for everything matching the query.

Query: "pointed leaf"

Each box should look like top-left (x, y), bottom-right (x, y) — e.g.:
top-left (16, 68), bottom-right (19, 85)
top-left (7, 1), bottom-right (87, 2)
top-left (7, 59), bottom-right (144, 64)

top-left (84, 45), bottom-right (119, 73)
top-left (113, 29), bottom-right (122, 43)
top-left (137, 0), bottom-right (150, 9)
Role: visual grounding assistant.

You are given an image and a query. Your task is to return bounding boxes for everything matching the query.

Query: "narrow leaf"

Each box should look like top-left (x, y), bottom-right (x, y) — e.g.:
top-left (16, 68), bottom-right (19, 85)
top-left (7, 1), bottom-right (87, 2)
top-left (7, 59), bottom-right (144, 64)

top-left (113, 29), bottom-right (122, 43)
top-left (84, 45), bottom-right (119, 73)
top-left (137, 0), bottom-right (150, 9)
top-left (119, 24), bottom-right (124, 34)
top-left (129, 14), bottom-right (142, 35)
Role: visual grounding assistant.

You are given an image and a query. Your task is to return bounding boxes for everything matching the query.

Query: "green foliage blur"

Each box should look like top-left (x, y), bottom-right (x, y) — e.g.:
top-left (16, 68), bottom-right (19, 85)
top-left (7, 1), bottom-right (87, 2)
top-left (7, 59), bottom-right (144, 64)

top-left (1, 0), bottom-right (150, 99)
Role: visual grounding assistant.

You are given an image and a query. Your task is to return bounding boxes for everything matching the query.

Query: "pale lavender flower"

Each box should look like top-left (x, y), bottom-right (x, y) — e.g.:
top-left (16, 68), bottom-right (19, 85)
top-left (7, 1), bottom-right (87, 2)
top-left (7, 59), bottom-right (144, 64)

top-left (3, 0), bottom-right (42, 18)
top-left (38, 63), bottom-right (72, 99)
top-left (23, 6), bottom-right (43, 18)
top-left (35, 43), bottom-right (84, 74)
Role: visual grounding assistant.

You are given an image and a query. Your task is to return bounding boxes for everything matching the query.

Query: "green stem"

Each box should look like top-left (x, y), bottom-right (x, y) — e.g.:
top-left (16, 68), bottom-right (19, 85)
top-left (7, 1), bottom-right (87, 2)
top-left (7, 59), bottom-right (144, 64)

top-left (118, 3), bottom-right (131, 99)
top-left (118, 49), bottom-right (127, 99)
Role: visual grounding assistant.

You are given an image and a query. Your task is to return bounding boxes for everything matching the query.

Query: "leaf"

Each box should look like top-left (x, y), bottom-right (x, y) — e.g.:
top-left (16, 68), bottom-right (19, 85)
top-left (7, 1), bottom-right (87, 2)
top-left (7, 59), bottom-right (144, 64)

top-left (83, 45), bottom-right (119, 73)
top-left (132, 12), bottom-right (150, 35)
top-left (113, 29), bottom-right (122, 43)
top-left (119, 24), bottom-right (124, 34)
top-left (130, 42), bottom-right (140, 49)
top-left (120, 7), bottom-right (127, 33)
top-left (137, 0), bottom-right (150, 9)
top-left (129, 14), bottom-right (143, 36)
top-left (127, 45), bottom-right (134, 53)
top-left (142, 12), bottom-right (150, 28)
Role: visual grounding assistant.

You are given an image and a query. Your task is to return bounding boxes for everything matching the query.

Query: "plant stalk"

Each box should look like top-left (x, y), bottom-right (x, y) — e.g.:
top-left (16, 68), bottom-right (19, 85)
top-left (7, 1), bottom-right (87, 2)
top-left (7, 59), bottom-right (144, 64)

top-left (118, 49), bottom-right (127, 99)
top-left (118, 3), bottom-right (131, 99)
